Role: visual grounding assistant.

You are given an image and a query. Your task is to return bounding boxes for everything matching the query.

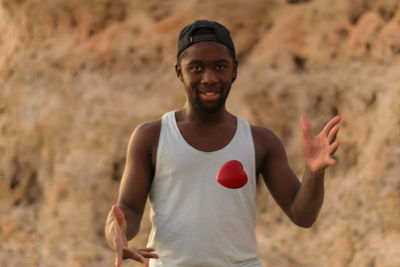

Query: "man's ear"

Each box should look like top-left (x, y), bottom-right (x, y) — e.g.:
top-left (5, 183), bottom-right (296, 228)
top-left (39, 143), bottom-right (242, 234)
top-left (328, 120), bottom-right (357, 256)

top-left (175, 63), bottom-right (183, 82)
top-left (232, 60), bottom-right (238, 83)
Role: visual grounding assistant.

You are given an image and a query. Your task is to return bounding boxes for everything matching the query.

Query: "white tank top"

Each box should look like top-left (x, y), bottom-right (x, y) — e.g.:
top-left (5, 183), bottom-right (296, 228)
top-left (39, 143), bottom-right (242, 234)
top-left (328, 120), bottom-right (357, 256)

top-left (147, 111), bottom-right (262, 267)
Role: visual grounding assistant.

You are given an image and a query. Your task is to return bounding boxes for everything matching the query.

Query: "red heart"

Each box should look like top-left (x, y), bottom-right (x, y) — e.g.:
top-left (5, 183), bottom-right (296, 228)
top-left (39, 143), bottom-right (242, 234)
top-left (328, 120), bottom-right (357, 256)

top-left (216, 160), bottom-right (248, 189)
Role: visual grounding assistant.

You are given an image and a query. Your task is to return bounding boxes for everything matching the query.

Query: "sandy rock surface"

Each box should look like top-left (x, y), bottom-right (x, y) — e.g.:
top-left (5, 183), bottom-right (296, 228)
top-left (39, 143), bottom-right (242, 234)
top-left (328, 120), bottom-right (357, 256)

top-left (1, 0), bottom-right (399, 266)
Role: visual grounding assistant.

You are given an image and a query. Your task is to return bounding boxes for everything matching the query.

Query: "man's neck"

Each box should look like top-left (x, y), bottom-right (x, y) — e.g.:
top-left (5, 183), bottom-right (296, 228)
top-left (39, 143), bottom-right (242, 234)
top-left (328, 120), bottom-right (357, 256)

top-left (182, 103), bottom-right (230, 125)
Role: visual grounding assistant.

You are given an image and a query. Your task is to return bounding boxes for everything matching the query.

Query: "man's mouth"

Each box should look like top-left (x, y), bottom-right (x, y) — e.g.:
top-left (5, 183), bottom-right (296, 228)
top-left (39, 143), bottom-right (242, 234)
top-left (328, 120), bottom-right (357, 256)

top-left (199, 91), bottom-right (220, 101)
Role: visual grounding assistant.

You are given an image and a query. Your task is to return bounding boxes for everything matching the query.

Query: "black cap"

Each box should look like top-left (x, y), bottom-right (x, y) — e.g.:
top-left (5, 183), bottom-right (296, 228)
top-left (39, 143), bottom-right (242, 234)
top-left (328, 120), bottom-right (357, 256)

top-left (177, 20), bottom-right (236, 59)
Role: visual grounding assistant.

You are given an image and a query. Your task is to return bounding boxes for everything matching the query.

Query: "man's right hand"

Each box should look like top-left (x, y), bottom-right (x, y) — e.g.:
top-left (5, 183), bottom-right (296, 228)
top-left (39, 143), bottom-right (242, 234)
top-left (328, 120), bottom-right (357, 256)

top-left (107, 205), bottom-right (159, 267)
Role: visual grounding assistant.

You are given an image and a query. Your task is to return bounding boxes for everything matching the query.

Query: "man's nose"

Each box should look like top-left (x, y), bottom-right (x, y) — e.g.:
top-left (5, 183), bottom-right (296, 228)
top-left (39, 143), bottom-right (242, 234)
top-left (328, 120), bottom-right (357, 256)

top-left (200, 68), bottom-right (218, 84)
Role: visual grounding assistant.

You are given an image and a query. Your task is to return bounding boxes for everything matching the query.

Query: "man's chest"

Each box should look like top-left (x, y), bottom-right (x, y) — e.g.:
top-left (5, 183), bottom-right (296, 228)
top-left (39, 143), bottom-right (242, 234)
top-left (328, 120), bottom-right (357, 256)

top-left (177, 123), bottom-right (236, 152)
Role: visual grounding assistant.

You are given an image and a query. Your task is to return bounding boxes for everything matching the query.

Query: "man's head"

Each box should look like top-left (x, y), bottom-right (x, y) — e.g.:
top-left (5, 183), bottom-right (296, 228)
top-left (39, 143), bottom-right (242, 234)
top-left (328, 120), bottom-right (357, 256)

top-left (175, 20), bottom-right (238, 113)
top-left (177, 20), bottom-right (236, 63)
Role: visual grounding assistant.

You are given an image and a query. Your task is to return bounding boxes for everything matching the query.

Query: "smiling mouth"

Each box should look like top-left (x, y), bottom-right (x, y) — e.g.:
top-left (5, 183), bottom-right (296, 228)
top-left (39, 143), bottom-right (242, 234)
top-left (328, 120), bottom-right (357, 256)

top-left (200, 91), bottom-right (220, 101)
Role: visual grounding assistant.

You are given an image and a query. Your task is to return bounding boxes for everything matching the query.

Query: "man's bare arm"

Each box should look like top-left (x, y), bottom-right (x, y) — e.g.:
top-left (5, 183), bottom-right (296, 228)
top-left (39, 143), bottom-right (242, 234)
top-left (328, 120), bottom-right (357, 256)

top-left (289, 116), bottom-right (340, 226)
top-left (253, 116), bottom-right (340, 228)
top-left (105, 121), bottom-right (161, 266)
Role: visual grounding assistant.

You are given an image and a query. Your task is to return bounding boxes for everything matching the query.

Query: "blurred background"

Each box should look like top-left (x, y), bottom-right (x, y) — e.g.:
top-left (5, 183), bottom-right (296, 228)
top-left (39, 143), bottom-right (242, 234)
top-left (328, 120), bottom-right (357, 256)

top-left (1, 0), bottom-right (400, 266)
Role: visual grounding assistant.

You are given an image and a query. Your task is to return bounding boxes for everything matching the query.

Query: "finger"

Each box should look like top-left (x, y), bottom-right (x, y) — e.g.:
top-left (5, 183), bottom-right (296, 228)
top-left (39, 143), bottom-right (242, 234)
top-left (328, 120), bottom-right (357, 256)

top-left (327, 125), bottom-right (340, 144)
top-left (329, 141), bottom-right (340, 155)
top-left (123, 248), bottom-right (149, 266)
top-left (114, 238), bottom-right (123, 267)
top-left (112, 205), bottom-right (127, 231)
top-left (112, 221), bottom-right (128, 267)
top-left (112, 205), bottom-right (125, 224)
top-left (301, 116), bottom-right (312, 139)
top-left (140, 252), bottom-right (159, 259)
top-left (137, 248), bottom-right (156, 252)
top-left (327, 156), bottom-right (337, 165)
top-left (322, 116), bottom-right (341, 136)
top-left (115, 254), bottom-right (122, 267)
top-left (137, 249), bottom-right (159, 259)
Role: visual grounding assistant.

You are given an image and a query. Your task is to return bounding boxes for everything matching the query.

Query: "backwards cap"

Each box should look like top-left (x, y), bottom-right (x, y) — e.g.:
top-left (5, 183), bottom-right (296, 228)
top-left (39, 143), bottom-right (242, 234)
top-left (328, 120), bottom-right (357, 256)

top-left (177, 20), bottom-right (236, 59)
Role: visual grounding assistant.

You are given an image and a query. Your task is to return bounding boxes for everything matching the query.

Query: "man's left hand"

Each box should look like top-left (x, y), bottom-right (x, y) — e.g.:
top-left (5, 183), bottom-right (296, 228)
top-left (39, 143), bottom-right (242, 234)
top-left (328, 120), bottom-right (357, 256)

top-left (301, 115), bottom-right (341, 173)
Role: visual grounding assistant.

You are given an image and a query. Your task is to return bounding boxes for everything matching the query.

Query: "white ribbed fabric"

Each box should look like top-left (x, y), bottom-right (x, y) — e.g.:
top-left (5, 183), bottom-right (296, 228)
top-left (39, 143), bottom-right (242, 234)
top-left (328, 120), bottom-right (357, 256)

top-left (147, 110), bottom-right (262, 267)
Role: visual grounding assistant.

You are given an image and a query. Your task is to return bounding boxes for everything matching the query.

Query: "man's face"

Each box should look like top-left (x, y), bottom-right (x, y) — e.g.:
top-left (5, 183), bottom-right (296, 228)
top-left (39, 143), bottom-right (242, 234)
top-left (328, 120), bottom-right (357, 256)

top-left (176, 41), bottom-right (237, 113)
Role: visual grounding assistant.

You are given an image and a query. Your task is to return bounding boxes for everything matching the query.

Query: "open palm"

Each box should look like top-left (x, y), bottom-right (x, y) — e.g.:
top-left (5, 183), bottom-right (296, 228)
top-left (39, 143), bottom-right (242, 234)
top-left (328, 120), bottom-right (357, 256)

top-left (111, 205), bottom-right (158, 267)
top-left (301, 116), bottom-right (341, 173)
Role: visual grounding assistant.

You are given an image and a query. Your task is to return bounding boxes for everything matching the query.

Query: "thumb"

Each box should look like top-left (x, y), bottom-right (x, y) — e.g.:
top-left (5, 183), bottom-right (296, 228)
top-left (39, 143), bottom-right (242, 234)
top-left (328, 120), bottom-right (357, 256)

top-left (301, 116), bottom-right (312, 140)
top-left (112, 205), bottom-right (126, 229)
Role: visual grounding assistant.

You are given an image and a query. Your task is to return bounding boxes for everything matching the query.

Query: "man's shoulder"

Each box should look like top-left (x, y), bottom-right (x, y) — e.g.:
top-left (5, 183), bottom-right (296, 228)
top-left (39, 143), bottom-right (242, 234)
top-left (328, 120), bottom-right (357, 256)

top-left (250, 124), bottom-right (281, 148)
top-left (134, 119), bottom-right (162, 139)
top-left (137, 119), bottom-right (162, 132)
top-left (130, 119), bottom-right (162, 149)
top-left (250, 124), bottom-right (275, 138)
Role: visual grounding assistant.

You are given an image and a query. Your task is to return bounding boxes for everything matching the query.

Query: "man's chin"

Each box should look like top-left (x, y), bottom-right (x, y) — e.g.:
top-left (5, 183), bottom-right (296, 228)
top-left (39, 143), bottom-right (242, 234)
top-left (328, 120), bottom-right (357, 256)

top-left (195, 101), bottom-right (225, 113)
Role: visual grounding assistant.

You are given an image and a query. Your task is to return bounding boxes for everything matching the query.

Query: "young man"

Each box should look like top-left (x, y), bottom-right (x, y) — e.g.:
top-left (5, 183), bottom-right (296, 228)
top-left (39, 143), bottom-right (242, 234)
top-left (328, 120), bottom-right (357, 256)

top-left (105, 20), bottom-right (340, 267)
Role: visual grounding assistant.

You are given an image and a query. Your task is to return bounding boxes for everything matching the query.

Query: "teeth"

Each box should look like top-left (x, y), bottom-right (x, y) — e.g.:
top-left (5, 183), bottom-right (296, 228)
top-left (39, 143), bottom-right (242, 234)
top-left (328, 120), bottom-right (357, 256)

top-left (204, 92), bottom-right (217, 96)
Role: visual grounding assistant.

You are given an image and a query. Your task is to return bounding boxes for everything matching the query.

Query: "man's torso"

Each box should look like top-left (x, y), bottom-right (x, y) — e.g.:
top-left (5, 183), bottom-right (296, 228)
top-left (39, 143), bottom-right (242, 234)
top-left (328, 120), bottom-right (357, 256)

top-left (145, 110), bottom-right (263, 266)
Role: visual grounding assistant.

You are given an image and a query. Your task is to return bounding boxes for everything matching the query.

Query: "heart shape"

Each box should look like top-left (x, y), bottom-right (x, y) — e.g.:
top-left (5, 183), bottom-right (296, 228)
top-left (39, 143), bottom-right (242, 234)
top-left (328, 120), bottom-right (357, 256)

top-left (216, 160), bottom-right (248, 189)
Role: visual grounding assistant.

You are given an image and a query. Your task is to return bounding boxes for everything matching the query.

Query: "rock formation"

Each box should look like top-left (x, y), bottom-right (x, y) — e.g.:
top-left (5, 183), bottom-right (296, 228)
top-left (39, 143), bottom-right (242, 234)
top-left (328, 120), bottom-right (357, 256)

top-left (1, 0), bottom-right (399, 266)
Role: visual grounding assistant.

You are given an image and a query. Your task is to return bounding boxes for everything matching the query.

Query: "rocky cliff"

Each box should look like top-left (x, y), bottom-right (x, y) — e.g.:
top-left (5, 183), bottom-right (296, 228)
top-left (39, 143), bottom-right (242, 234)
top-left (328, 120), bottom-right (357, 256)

top-left (1, 0), bottom-right (399, 266)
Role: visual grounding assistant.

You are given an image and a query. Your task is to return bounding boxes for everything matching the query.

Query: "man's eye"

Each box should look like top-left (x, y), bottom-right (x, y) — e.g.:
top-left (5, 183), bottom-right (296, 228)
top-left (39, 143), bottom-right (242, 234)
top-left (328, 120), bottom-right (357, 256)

top-left (216, 65), bottom-right (226, 71)
top-left (190, 66), bottom-right (203, 72)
